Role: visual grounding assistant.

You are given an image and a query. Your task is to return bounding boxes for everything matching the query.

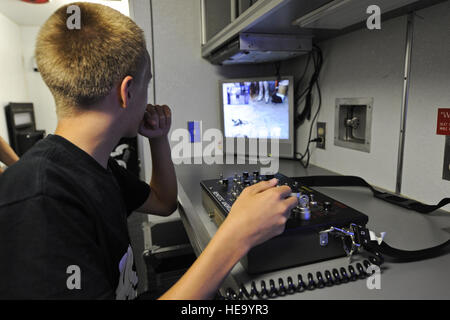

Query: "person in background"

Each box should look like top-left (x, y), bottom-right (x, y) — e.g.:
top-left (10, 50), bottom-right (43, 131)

top-left (0, 136), bottom-right (19, 174)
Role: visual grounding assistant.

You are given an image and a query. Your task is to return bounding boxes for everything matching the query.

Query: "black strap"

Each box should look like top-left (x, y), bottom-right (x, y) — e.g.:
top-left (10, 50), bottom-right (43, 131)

top-left (293, 175), bottom-right (450, 261)
top-left (293, 175), bottom-right (450, 214)
top-left (376, 240), bottom-right (450, 262)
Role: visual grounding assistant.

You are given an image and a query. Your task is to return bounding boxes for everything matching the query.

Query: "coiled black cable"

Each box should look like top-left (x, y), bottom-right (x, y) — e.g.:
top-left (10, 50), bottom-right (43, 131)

top-left (216, 259), bottom-right (377, 300)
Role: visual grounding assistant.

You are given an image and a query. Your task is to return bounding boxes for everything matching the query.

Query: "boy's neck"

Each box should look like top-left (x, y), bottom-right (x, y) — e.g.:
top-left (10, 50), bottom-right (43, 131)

top-left (55, 112), bottom-right (122, 169)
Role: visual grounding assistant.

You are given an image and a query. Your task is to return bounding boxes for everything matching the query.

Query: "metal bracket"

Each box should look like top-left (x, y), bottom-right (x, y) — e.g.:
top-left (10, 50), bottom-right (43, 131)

top-left (319, 224), bottom-right (362, 258)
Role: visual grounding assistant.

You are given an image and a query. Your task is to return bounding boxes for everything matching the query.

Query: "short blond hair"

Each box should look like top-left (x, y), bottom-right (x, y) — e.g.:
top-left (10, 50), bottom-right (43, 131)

top-left (35, 2), bottom-right (147, 117)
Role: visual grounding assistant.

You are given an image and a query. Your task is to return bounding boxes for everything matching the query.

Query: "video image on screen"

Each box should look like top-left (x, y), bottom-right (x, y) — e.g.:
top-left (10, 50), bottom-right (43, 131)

top-left (222, 80), bottom-right (289, 139)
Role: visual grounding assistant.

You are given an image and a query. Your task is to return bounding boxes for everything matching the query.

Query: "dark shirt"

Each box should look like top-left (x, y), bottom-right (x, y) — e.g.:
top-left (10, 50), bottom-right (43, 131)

top-left (0, 134), bottom-right (150, 299)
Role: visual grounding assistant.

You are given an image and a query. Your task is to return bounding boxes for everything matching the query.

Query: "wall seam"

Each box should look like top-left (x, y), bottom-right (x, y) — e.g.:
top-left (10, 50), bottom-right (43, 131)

top-left (149, 0), bottom-right (157, 105)
top-left (395, 13), bottom-right (415, 194)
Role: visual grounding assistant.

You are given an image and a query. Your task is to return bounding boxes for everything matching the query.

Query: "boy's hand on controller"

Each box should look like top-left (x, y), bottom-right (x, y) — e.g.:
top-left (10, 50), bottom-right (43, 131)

top-left (139, 104), bottom-right (172, 139)
top-left (222, 178), bottom-right (298, 252)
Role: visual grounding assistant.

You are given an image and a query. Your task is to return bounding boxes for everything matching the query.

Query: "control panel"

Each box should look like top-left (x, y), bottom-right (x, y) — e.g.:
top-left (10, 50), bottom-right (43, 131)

top-left (201, 171), bottom-right (368, 274)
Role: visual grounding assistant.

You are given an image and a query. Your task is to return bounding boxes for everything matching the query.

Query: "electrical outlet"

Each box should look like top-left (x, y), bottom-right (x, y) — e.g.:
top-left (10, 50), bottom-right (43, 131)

top-left (316, 122), bottom-right (326, 149)
top-left (443, 136), bottom-right (450, 181)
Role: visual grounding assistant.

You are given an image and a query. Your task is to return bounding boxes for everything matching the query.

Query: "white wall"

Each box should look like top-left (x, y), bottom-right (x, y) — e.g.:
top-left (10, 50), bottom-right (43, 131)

top-left (291, 16), bottom-right (407, 191)
top-left (20, 26), bottom-right (57, 135)
top-left (150, 0), bottom-right (273, 137)
top-left (401, 2), bottom-right (450, 207)
top-left (0, 23), bottom-right (58, 143)
top-left (288, 1), bottom-right (449, 210)
top-left (0, 12), bottom-right (29, 144)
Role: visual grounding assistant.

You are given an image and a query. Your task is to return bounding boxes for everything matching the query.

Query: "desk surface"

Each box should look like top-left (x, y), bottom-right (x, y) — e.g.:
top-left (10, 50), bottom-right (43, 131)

top-left (175, 159), bottom-right (450, 299)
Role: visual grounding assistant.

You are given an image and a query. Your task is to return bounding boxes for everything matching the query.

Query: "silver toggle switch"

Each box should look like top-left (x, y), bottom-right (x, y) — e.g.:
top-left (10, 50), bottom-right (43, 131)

top-left (299, 194), bottom-right (310, 208)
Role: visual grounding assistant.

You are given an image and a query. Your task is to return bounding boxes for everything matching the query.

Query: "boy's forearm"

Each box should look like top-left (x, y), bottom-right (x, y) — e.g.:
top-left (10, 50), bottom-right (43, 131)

top-left (157, 173), bottom-right (295, 299)
top-left (158, 220), bottom-right (249, 300)
top-left (148, 136), bottom-right (177, 209)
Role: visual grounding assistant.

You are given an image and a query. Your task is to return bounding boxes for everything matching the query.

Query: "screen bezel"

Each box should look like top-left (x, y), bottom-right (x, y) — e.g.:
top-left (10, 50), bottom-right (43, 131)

top-left (218, 75), bottom-right (295, 159)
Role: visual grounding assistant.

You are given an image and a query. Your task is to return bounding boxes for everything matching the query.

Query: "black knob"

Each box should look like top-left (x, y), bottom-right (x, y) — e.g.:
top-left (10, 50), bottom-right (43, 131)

top-left (221, 179), bottom-right (229, 186)
top-left (265, 174), bottom-right (275, 181)
top-left (323, 201), bottom-right (332, 211)
top-left (243, 171), bottom-right (249, 179)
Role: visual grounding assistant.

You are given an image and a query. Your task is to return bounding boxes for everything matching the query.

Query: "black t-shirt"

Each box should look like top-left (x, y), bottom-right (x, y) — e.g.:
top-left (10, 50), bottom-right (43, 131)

top-left (0, 134), bottom-right (150, 299)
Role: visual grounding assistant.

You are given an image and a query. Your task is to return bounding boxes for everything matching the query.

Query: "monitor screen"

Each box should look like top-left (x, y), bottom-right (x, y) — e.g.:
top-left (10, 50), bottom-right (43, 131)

top-left (221, 79), bottom-right (291, 140)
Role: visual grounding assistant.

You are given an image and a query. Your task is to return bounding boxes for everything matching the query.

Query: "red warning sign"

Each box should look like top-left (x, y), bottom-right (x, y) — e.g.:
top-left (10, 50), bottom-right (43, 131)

top-left (437, 108), bottom-right (450, 135)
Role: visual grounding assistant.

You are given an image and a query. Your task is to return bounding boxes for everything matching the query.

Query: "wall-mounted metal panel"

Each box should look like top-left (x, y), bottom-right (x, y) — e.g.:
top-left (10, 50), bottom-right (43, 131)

top-left (334, 98), bottom-right (373, 153)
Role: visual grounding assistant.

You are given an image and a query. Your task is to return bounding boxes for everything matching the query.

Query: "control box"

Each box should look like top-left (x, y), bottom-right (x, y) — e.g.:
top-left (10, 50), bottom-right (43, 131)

top-left (201, 172), bottom-right (368, 274)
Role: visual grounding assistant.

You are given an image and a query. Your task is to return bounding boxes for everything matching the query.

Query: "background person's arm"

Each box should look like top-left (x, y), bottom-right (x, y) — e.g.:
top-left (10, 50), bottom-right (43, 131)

top-left (0, 136), bottom-right (19, 168)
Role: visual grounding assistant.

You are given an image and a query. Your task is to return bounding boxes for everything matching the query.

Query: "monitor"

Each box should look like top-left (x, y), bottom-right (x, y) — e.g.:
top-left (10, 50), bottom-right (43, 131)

top-left (219, 76), bottom-right (295, 159)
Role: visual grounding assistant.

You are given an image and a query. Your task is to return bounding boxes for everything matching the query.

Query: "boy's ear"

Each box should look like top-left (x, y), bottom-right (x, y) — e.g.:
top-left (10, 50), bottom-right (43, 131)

top-left (119, 76), bottom-right (134, 109)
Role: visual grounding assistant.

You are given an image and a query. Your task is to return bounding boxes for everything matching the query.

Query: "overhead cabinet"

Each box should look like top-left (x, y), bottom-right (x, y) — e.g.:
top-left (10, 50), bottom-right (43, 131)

top-left (201, 0), bottom-right (441, 65)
